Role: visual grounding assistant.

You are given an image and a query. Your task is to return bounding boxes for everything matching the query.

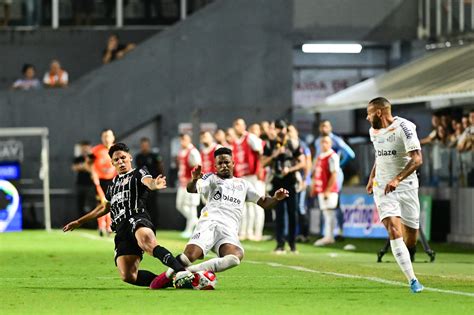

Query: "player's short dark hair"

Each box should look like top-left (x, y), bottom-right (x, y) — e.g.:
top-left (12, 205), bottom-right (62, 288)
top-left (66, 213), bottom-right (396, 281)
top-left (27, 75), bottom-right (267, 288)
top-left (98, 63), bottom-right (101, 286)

top-left (108, 142), bottom-right (129, 158)
top-left (22, 63), bottom-right (35, 74)
top-left (79, 140), bottom-right (91, 146)
top-left (274, 119), bottom-right (287, 129)
top-left (140, 137), bottom-right (150, 143)
top-left (369, 97), bottom-right (391, 108)
top-left (214, 147), bottom-right (232, 158)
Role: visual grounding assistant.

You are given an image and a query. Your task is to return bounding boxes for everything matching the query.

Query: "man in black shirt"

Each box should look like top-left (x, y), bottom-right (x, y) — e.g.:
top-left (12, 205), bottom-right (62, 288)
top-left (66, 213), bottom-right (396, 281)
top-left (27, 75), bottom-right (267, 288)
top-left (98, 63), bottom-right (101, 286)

top-left (135, 137), bottom-right (164, 226)
top-left (261, 120), bottom-right (305, 254)
top-left (63, 143), bottom-right (191, 287)
top-left (72, 141), bottom-right (96, 217)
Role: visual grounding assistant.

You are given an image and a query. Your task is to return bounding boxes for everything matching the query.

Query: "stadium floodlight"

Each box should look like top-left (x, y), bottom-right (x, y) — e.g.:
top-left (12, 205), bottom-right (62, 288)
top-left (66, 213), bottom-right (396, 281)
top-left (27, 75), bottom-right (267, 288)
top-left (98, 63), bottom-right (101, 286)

top-left (302, 43), bottom-right (363, 53)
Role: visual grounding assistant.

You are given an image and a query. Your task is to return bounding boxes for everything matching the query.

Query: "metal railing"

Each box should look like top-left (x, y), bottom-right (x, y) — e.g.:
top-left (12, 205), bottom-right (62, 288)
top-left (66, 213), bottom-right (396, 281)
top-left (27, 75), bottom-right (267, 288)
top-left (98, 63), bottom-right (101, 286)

top-left (418, 0), bottom-right (474, 40)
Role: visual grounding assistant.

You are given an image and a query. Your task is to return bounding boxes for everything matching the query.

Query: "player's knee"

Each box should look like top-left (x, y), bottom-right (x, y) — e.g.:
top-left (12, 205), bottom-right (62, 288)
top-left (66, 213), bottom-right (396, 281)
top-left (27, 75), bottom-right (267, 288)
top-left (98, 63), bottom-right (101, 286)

top-left (388, 224), bottom-right (401, 239)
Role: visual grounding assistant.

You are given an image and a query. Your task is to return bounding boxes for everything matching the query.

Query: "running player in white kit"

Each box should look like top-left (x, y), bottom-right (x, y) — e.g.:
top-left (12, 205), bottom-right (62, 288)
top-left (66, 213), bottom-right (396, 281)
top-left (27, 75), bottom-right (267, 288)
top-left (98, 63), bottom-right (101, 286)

top-left (149, 147), bottom-right (289, 289)
top-left (366, 97), bottom-right (424, 293)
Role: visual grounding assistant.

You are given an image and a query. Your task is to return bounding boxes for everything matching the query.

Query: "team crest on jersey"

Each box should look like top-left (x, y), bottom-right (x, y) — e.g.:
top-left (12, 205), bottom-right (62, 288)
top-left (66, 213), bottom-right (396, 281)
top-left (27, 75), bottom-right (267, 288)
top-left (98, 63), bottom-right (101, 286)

top-left (213, 191), bottom-right (222, 201)
top-left (387, 134), bottom-right (396, 143)
top-left (121, 177), bottom-right (130, 186)
top-left (233, 184), bottom-right (244, 191)
top-left (377, 137), bottom-right (385, 144)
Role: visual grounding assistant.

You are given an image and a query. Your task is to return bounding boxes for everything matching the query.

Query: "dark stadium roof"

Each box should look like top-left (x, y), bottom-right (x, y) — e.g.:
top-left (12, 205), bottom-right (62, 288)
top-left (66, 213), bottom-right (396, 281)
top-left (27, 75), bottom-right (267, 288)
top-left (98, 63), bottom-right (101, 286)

top-left (312, 43), bottom-right (474, 112)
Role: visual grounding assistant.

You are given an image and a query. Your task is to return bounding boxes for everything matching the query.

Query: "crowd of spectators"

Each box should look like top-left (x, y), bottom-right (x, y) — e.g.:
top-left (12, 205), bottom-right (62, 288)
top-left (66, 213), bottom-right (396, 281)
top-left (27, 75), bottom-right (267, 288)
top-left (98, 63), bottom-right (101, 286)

top-left (420, 110), bottom-right (474, 187)
top-left (11, 59), bottom-right (69, 90)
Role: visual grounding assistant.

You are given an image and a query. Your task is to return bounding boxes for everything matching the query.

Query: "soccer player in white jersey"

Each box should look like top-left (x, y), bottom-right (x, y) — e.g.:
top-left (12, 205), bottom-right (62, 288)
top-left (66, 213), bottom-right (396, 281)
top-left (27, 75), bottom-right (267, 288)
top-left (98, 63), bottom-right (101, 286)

top-left (366, 97), bottom-right (424, 293)
top-left (150, 147), bottom-right (289, 289)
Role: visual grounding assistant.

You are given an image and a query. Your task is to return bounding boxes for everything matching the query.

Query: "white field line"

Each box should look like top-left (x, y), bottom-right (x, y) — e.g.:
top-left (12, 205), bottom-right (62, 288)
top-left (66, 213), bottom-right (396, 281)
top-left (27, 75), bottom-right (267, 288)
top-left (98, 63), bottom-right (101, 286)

top-left (245, 260), bottom-right (474, 297)
top-left (68, 231), bottom-right (474, 297)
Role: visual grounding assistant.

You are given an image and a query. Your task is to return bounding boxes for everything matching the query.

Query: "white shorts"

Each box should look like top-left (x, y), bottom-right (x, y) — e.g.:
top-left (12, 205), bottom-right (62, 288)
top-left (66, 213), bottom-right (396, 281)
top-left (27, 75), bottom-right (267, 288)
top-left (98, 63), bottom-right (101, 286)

top-left (373, 188), bottom-right (420, 229)
top-left (176, 186), bottom-right (200, 210)
top-left (187, 220), bottom-right (244, 257)
top-left (318, 193), bottom-right (339, 210)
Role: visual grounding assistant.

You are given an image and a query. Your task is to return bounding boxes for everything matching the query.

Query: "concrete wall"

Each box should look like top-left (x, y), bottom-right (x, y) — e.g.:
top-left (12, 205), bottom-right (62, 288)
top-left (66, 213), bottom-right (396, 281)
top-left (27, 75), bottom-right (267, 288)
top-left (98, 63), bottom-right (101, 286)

top-left (0, 0), bottom-right (293, 227)
top-left (0, 29), bottom-right (158, 89)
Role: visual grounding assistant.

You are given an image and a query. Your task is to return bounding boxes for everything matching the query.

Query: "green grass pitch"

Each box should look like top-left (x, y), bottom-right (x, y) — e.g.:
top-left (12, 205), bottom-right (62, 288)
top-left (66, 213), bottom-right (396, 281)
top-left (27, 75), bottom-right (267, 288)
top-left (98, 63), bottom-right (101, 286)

top-left (1, 230), bottom-right (473, 315)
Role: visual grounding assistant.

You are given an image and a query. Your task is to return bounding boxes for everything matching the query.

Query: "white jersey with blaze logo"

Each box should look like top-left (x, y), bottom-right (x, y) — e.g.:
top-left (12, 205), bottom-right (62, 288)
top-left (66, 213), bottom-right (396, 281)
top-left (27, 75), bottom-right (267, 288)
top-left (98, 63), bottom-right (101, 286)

top-left (369, 116), bottom-right (421, 192)
top-left (196, 173), bottom-right (262, 230)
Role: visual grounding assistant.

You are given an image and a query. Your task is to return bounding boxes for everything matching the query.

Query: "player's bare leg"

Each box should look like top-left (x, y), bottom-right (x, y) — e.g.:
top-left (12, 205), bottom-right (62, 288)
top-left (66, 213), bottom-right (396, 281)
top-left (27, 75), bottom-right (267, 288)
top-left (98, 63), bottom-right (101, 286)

top-left (116, 255), bottom-right (157, 286)
top-left (382, 217), bottom-right (423, 293)
top-left (134, 227), bottom-right (186, 273)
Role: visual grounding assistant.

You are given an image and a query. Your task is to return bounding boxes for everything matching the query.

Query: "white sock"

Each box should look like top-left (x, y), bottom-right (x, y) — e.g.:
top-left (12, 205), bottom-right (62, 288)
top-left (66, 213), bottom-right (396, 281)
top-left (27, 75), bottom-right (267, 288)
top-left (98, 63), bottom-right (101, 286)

top-left (187, 254), bottom-right (240, 273)
top-left (165, 253), bottom-right (191, 278)
top-left (390, 238), bottom-right (416, 283)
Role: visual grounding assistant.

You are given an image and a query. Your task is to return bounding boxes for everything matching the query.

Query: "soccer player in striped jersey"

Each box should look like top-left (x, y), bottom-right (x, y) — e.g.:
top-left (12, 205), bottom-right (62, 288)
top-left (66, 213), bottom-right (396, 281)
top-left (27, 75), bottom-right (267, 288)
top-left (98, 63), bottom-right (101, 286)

top-left (63, 143), bottom-right (190, 287)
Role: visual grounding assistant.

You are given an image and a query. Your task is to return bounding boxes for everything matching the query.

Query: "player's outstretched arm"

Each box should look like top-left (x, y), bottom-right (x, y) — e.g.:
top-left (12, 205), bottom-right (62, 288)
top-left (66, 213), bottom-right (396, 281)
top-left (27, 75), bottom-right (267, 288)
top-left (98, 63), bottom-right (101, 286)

top-left (186, 165), bottom-right (202, 193)
top-left (257, 188), bottom-right (289, 210)
top-left (142, 175), bottom-right (167, 191)
top-left (63, 202), bottom-right (110, 232)
top-left (384, 149), bottom-right (422, 195)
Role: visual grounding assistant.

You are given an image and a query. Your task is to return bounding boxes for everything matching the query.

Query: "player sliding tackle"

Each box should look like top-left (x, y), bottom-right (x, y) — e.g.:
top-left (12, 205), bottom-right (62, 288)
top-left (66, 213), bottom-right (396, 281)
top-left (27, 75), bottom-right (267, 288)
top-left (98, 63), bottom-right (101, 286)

top-left (63, 143), bottom-right (191, 287)
top-left (150, 147), bottom-right (289, 289)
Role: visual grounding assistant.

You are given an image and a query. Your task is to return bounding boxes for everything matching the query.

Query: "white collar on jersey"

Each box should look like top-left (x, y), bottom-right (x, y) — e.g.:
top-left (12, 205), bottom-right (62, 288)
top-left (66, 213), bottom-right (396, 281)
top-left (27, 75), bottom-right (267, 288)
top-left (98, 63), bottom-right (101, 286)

top-left (118, 168), bottom-right (135, 177)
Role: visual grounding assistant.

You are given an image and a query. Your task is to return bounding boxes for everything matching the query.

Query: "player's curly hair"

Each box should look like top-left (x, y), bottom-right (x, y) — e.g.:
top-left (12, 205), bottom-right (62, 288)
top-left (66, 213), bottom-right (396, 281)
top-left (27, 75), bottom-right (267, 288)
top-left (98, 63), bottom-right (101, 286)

top-left (108, 142), bottom-right (129, 158)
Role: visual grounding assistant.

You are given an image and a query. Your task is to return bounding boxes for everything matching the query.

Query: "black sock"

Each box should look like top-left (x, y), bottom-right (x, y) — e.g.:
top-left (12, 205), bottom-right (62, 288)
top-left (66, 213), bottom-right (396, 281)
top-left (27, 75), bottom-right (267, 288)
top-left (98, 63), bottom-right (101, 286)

top-left (134, 270), bottom-right (157, 287)
top-left (407, 246), bottom-right (416, 262)
top-left (152, 245), bottom-right (185, 272)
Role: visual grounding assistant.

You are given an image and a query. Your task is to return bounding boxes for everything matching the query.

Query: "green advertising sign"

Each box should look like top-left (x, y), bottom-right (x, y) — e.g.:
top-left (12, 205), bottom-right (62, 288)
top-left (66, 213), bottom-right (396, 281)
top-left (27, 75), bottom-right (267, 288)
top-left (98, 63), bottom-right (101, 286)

top-left (419, 195), bottom-right (432, 241)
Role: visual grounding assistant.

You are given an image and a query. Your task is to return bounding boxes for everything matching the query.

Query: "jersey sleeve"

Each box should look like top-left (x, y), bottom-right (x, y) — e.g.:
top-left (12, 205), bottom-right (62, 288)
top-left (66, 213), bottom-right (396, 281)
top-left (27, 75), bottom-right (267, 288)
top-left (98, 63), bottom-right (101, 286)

top-left (400, 121), bottom-right (421, 153)
top-left (245, 180), bottom-right (262, 204)
top-left (248, 134), bottom-right (263, 153)
top-left (329, 154), bottom-right (340, 173)
top-left (188, 148), bottom-right (202, 167)
top-left (138, 167), bottom-right (153, 184)
top-left (196, 173), bottom-right (214, 195)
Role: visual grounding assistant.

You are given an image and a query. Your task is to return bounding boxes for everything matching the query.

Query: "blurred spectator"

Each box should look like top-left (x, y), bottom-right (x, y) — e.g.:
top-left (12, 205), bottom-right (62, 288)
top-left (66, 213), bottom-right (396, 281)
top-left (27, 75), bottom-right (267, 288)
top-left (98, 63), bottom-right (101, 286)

top-left (23, 0), bottom-right (40, 26)
top-left (43, 60), bottom-right (69, 88)
top-left (312, 136), bottom-right (340, 246)
top-left (11, 64), bottom-right (41, 90)
top-left (420, 113), bottom-right (441, 145)
top-left (72, 141), bottom-right (96, 217)
top-left (457, 111), bottom-right (473, 152)
top-left (72, 0), bottom-right (94, 25)
top-left (225, 127), bottom-right (237, 146)
top-left (431, 125), bottom-right (451, 186)
top-left (232, 118), bottom-right (263, 241)
top-left (457, 111), bottom-right (474, 186)
top-left (102, 34), bottom-right (136, 64)
top-left (92, 129), bottom-right (116, 236)
top-left (449, 120), bottom-right (464, 147)
top-left (199, 131), bottom-right (218, 174)
top-left (262, 120), bottom-right (305, 254)
top-left (288, 124), bottom-right (311, 243)
top-left (135, 137), bottom-right (163, 226)
top-left (135, 137), bottom-right (163, 177)
top-left (176, 133), bottom-right (201, 238)
top-left (1, 0), bottom-right (11, 26)
top-left (260, 120), bottom-right (270, 141)
top-left (315, 120), bottom-right (355, 238)
top-left (214, 129), bottom-right (231, 148)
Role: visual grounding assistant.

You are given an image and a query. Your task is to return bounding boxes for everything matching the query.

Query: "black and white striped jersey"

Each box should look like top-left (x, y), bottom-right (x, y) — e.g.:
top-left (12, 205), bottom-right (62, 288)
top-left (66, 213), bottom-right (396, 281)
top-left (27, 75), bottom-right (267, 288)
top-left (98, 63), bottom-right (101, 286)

top-left (105, 167), bottom-right (152, 230)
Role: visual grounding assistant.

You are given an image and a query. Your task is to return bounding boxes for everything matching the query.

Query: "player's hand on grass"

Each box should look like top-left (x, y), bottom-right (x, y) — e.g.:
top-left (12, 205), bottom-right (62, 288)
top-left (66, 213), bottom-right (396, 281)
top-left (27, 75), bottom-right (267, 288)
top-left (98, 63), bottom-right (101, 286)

top-left (384, 178), bottom-right (400, 195)
top-left (366, 178), bottom-right (374, 195)
top-left (191, 165), bottom-right (203, 180)
top-left (273, 188), bottom-right (289, 200)
top-left (151, 175), bottom-right (167, 190)
top-left (63, 220), bottom-right (80, 232)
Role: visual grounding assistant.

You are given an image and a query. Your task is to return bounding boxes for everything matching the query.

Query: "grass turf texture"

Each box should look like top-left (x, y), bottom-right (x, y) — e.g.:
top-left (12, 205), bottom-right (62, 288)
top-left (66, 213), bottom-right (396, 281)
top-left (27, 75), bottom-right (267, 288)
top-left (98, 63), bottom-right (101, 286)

top-left (1, 230), bottom-right (473, 315)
